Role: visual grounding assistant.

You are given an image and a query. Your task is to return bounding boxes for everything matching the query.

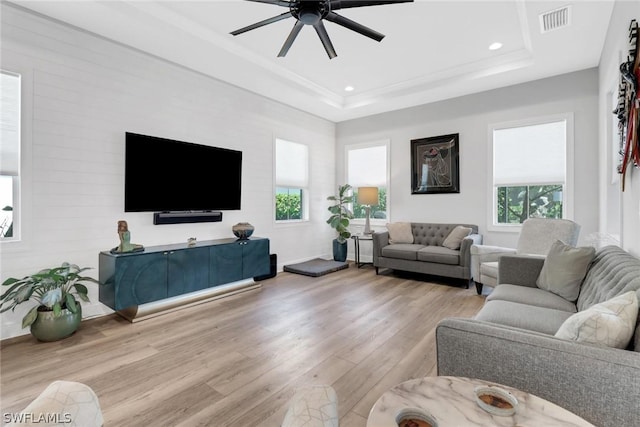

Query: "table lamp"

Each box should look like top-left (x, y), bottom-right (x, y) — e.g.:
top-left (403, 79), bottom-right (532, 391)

top-left (357, 186), bottom-right (379, 235)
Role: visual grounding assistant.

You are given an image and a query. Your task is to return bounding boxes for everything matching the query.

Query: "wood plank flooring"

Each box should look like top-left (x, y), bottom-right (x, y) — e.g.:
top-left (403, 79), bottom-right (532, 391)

top-left (0, 265), bottom-right (484, 427)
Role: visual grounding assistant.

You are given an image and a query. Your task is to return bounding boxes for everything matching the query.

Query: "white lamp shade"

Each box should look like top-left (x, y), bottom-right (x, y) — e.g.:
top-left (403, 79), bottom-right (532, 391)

top-left (357, 187), bottom-right (379, 205)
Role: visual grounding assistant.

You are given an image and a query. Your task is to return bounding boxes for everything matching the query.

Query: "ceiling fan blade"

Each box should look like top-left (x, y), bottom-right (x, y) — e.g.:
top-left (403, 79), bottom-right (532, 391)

top-left (314, 21), bottom-right (337, 59)
top-left (245, 0), bottom-right (292, 7)
top-left (278, 21), bottom-right (304, 57)
top-left (330, 0), bottom-right (413, 10)
top-left (230, 11), bottom-right (293, 36)
top-left (325, 12), bottom-right (384, 42)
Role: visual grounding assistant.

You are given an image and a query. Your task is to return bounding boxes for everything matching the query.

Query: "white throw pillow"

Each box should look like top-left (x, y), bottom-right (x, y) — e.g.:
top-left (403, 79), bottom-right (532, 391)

top-left (555, 291), bottom-right (639, 349)
top-left (386, 222), bottom-right (413, 244)
top-left (442, 226), bottom-right (472, 250)
top-left (536, 240), bottom-right (596, 302)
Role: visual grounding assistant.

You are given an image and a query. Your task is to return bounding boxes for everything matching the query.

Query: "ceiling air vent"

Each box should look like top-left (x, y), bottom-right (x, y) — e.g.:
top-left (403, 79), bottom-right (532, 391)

top-left (539, 5), bottom-right (572, 34)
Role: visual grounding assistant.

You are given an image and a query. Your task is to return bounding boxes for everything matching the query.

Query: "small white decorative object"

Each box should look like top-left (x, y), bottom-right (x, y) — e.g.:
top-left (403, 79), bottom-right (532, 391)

top-left (187, 237), bottom-right (197, 247)
top-left (474, 386), bottom-right (518, 416)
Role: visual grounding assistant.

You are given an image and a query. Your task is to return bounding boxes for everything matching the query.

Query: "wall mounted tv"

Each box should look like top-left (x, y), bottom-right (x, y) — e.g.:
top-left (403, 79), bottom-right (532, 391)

top-left (124, 132), bottom-right (242, 216)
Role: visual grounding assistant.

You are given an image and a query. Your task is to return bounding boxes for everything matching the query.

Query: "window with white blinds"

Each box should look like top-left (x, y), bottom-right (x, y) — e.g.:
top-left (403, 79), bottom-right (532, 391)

top-left (346, 141), bottom-right (389, 221)
top-left (491, 117), bottom-right (572, 227)
top-left (493, 121), bottom-right (566, 186)
top-left (0, 70), bottom-right (20, 240)
top-left (275, 138), bottom-right (309, 222)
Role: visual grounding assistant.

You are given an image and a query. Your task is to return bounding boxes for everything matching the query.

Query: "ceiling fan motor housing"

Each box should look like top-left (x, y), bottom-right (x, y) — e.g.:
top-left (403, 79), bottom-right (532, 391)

top-left (291, 1), bottom-right (330, 25)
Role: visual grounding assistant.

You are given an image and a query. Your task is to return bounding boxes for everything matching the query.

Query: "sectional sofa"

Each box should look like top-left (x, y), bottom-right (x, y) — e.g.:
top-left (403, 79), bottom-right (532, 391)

top-left (436, 245), bottom-right (640, 427)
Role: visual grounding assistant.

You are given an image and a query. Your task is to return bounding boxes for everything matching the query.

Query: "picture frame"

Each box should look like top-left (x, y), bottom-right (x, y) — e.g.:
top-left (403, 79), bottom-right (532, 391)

top-left (411, 133), bottom-right (460, 194)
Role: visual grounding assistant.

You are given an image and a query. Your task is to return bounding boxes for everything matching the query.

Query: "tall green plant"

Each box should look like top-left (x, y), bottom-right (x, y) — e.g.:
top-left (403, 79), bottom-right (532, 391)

top-left (327, 184), bottom-right (355, 243)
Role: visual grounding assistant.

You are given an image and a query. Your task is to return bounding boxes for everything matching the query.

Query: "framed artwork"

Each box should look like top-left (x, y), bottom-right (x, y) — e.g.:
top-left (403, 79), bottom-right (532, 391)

top-left (411, 133), bottom-right (459, 194)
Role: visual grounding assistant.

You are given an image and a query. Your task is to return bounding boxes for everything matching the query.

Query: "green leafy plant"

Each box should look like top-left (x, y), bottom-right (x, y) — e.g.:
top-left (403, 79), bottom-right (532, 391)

top-left (496, 185), bottom-right (563, 223)
top-left (275, 192), bottom-right (302, 220)
top-left (327, 184), bottom-right (355, 243)
top-left (0, 262), bottom-right (99, 328)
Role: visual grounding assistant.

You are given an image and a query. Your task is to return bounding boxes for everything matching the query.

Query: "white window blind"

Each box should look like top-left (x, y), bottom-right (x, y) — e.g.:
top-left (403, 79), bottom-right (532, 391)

top-left (275, 139), bottom-right (308, 188)
top-left (347, 145), bottom-right (386, 187)
top-left (493, 120), bottom-right (566, 185)
top-left (0, 71), bottom-right (20, 177)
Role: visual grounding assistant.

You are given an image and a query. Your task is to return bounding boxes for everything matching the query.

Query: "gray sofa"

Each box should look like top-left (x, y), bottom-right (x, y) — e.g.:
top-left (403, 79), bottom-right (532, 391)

top-left (436, 245), bottom-right (640, 427)
top-left (372, 223), bottom-right (482, 285)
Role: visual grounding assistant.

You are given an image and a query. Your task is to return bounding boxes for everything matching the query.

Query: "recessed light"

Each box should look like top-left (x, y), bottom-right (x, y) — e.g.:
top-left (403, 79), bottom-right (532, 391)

top-left (489, 42), bottom-right (503, 51)
top-left (344, 86), bottom-right (355, 92)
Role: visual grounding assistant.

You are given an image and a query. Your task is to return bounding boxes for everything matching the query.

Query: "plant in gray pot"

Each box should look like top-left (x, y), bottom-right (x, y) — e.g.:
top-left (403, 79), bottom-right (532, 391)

top-left (327, 184), bottom-right (355, 262)
top-left (0, 262), bottom-right (99, 342)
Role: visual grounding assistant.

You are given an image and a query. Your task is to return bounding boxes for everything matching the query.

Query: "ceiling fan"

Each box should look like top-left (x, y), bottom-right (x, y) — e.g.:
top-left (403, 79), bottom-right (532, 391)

top-left (230, 0), bottom-right (414, 59)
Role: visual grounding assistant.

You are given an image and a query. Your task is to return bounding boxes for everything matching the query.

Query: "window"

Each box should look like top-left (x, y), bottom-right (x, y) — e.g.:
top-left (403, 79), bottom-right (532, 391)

top-left (346, 141), bottom-right (389, 221)
top-left (275, 138), bottom-right (308, 222)
top-left (0, 70), bottom-right (20, 241)
top-left (491, 116), bottom-right (572, 228)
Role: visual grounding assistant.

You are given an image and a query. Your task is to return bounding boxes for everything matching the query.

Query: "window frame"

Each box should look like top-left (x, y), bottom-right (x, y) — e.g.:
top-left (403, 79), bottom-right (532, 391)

top-left (0, 70), bottom-right (22, 243)
top-left (345, 139), bottom-right (391, 226)
top-left (273, 137), bottom-right (310, 224)
top-left (487, 113), bottom-right (574, 232)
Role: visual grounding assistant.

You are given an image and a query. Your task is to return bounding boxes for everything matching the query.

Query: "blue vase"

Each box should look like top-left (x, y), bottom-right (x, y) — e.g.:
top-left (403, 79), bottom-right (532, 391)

top-left (333, 239), bottom-right (347, 262)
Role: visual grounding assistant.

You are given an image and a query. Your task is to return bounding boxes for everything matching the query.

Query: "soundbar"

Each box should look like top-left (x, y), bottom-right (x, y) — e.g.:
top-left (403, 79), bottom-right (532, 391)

top-left (153, 211), bottom-right (223, 225)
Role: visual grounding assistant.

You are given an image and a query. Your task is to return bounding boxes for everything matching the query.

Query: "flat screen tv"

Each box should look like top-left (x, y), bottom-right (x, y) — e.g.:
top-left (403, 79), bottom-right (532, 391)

top-left (124, 132), bottom-right (242, 212)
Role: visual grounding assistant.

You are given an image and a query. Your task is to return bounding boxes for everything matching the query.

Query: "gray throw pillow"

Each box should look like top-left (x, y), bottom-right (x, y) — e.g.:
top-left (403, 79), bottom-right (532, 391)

top-left (442, 226), bottom-right (472, 250)
top-left (386, 222), bottom-right (413, 244)
top-left (536, 240), bottom-right (596, 302)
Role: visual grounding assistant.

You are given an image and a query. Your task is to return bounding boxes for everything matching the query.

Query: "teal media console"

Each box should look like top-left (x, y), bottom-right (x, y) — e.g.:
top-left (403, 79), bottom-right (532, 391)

top-left (99, 237), bottom-right (270, 321)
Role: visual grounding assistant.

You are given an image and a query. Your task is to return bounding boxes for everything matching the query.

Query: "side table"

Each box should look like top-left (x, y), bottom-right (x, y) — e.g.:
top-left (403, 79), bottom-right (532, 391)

top-left (351, 233), bottom-right (374, 268)
top-left (367, 376), bottom-right (594, 427)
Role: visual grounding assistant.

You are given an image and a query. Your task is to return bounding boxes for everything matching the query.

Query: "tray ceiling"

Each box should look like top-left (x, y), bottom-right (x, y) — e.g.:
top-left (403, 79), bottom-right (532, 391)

top-left (10, 0), bottom-right (616, 122)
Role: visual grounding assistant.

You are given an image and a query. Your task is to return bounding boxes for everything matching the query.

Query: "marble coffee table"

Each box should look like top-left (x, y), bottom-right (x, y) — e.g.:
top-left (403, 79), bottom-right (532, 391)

top-left (367, 376), bottom-right (595, 427)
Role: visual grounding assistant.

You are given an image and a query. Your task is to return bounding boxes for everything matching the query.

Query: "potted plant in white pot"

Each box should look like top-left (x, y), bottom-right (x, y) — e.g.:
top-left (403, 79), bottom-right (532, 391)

top-left (327, 184), bottom-right (355, 262)
top-left (0, 262), bottom-right (99, 342)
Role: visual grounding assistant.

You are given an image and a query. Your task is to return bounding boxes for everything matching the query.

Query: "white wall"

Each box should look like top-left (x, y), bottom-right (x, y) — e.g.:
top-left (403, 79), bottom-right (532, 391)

top-left (598, 0), bottom-right (640, 256)
top-left (0, 4), bottom-right (336, 339)
top-left (336, 69), bottom-right (600, 249)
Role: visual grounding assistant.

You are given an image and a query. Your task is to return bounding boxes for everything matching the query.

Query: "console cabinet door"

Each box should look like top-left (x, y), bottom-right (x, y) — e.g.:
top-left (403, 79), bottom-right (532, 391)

top-left (167, 247), bottom-right (210, 297)
top-left (115, 252), bottom-right (168, 309)
top-left (210, 243), bottom-right (243, 285)
top-left (242, 239), bottom-right (270, 278)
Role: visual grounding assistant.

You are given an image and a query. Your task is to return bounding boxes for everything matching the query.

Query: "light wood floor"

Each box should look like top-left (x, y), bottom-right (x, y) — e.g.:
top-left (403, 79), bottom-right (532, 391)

top-left (0, 265), bottom-right (484, 427)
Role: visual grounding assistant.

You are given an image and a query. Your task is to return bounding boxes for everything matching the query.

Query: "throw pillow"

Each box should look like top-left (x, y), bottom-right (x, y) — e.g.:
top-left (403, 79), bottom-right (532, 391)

top-left (536, 240), bottom-right (596, 302)
top-left (442, 226), bottom-right (472, 250)
top-left (555, 291), bottom-right (639, 349)
top-left (386, 222), bottom-right (413, 244)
